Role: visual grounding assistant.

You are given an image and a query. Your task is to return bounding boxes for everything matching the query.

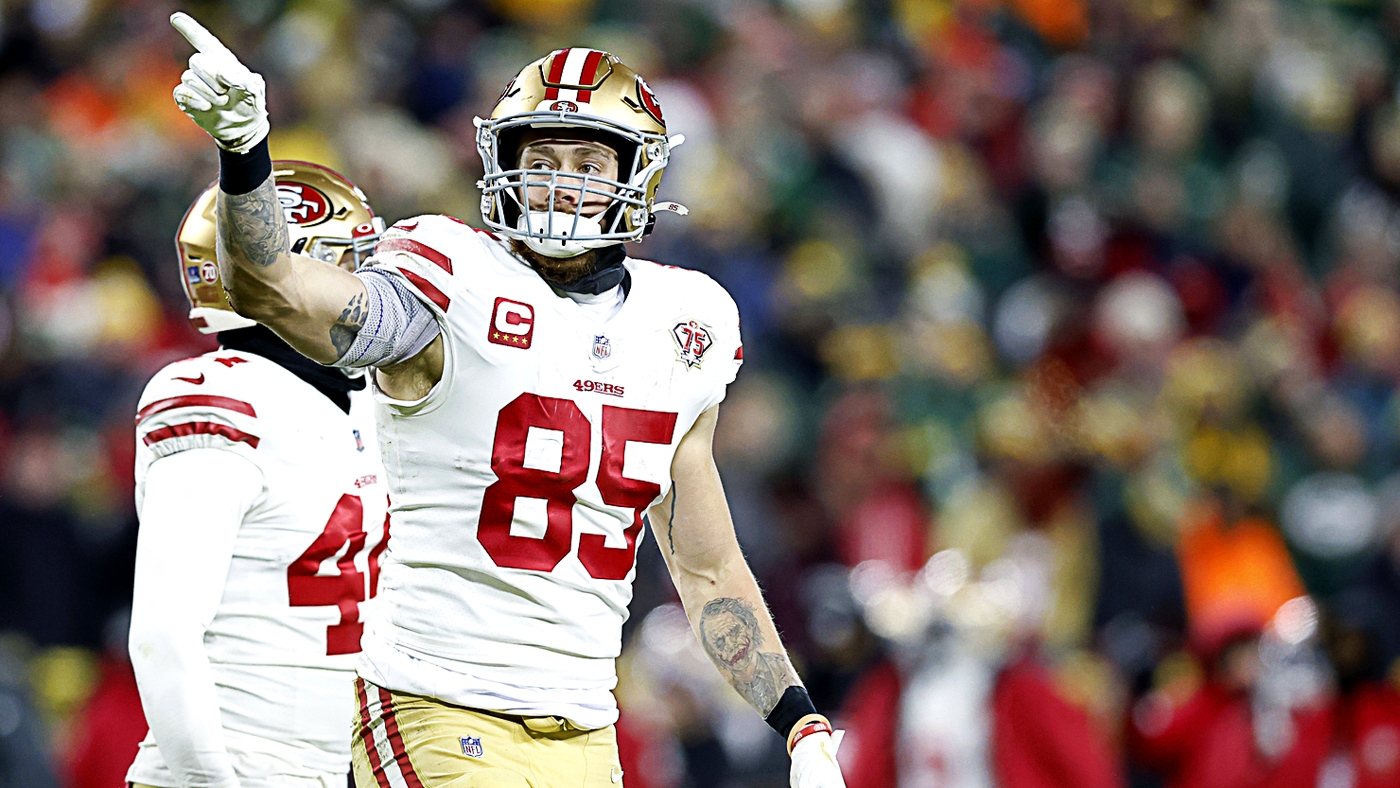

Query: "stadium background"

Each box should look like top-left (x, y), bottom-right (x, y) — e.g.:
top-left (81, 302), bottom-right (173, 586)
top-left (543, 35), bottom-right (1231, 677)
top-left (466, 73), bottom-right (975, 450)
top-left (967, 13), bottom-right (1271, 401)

top-left (1, 0), bottom-right (1399, 785)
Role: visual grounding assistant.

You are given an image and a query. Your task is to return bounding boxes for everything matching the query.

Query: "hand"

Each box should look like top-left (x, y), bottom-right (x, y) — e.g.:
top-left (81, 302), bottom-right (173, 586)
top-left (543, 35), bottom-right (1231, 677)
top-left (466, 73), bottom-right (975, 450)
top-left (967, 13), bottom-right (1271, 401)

top-left (790, 730), bottom-right (846, 788)
top-left (169, 12), bottom-right (269, 153)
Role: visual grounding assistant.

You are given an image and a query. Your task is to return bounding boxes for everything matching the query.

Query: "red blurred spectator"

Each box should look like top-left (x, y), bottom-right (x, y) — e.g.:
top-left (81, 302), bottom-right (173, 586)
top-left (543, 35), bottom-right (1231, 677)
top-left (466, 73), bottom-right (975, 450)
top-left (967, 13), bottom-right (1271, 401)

top-left (1322, 595), bottom-right (1400, 788)
top-left (62, 655), bottom-right (147, 788)
top-left (837, 484), bottom-right (929, 572)
top-left (991, 654), bottom-right (1125, 788)
top-left (834, 659), bottom-right (901, 788)
top-left (1329, 680), bottom-right (1400, 788)
top-left (616, 709), bottom-right (664, 788)
top-left (816, 390), bottom-right (931, 571)
top-left (1128, 638), bottom-right (1331, 788)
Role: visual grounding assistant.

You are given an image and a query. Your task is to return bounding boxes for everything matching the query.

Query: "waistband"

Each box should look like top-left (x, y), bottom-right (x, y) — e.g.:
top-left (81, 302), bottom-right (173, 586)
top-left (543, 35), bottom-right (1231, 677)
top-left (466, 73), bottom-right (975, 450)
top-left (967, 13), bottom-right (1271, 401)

top-left (359, 676), bottom-right (589, 736)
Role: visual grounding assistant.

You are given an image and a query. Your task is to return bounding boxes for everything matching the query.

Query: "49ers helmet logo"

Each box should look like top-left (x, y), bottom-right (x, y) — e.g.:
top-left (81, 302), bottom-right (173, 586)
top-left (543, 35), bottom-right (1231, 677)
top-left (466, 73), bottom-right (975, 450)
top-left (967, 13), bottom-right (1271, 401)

top-left (636, 75), bottom-right (664, 125)
top-left (276, 181), bottom-right (331, 226)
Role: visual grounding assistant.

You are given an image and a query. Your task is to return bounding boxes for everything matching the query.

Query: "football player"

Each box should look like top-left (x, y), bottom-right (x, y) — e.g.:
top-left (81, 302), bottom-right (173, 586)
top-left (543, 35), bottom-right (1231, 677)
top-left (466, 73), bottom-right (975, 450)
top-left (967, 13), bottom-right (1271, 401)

top-left (168, 12), bottom-right (846, 788)
top-left (126, 162), bottom-right (390, 788)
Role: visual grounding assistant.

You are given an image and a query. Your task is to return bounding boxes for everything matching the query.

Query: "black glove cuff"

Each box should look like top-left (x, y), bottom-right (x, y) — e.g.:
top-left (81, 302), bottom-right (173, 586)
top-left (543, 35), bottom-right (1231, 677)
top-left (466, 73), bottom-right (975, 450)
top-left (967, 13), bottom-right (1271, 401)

top-left (218, 137), bottom-right (272, 195)
top-left (765, 685), bottom-right (818, 738)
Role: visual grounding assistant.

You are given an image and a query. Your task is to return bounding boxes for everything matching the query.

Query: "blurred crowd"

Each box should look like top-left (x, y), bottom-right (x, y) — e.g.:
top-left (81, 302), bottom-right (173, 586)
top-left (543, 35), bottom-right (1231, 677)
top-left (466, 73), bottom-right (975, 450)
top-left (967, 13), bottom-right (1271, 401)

top-left (1, 0), bottom-right (1400, 786)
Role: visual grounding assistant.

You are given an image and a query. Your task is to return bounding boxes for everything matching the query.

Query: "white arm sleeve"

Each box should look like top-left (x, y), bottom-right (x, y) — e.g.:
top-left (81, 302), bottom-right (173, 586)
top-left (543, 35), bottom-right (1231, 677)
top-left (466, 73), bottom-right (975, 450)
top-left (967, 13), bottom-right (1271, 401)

top-left (332, 268), bottom-right (441, 369)
top-left (129, 450), bottom-right (262, 788)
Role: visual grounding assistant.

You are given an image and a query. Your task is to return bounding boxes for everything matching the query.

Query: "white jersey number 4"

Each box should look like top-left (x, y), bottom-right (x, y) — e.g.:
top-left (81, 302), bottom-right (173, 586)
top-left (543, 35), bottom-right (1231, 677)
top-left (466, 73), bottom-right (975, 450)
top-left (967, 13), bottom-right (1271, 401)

top-left (478, 394), bottom-right (676, 578)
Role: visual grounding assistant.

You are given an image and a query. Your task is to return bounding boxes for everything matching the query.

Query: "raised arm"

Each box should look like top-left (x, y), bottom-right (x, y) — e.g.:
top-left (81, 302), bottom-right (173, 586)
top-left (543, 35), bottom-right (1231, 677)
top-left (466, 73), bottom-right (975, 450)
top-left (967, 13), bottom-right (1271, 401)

top-left (168, 12), bottom-right (364, 362)
top-left (171, 12), bottom-right (442, 391)
top-left (649, 406), bottom-right (845, 787)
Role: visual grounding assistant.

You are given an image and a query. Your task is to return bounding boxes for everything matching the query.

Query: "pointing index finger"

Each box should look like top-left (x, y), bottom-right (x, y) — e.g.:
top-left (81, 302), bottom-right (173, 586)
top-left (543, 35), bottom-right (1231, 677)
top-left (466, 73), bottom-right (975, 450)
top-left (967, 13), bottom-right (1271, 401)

top-left (170, 12), bottom-right (231, 57)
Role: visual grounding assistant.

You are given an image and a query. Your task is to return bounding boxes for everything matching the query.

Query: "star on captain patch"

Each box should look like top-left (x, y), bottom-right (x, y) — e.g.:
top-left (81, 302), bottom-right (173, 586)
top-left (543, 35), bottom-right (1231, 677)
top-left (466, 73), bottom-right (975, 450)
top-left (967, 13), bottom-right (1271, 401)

top-left (592, 335), bottom-right (612, 361)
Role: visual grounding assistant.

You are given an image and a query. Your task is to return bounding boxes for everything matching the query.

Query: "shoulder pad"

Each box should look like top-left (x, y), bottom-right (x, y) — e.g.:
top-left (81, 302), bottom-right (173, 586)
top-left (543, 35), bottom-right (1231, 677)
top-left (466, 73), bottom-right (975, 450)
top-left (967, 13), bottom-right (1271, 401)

top-left (634, 261), bottom-right (742, 385)
top-left (365, 215), bottom-right (504, 315)
top-left (636, 259), bottom-right (739, 320)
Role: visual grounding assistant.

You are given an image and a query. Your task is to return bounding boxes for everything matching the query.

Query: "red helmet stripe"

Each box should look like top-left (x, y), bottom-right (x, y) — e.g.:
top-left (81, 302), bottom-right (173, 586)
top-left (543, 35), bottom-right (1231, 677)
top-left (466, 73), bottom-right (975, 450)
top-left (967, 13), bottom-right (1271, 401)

top-left (544, 48), bottom-right (570, 100)
top-left (576, 49), bottom-right (605, 103)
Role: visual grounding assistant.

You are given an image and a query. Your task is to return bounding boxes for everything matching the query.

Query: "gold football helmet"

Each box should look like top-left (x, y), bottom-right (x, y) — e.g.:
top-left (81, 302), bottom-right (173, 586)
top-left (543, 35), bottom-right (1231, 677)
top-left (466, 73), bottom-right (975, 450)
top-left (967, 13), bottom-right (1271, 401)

top-left (176, 161), bottom-right (384, 334)
top-left (475, 48), bottom-right (688, 257)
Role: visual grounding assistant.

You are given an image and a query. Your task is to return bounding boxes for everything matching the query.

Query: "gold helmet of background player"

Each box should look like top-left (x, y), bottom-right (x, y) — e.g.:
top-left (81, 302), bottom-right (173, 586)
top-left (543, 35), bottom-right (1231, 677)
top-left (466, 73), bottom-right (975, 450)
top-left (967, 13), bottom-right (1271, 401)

top-left (175, 161), bottom-right (385, 334)
top-left (475, 48), bottom-right (688, 257)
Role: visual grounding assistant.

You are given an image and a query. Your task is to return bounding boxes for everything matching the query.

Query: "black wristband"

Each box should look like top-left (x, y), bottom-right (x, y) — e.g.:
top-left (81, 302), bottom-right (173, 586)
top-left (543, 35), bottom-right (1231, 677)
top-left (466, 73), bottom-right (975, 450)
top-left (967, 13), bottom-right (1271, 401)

top-left (218, 137), bottom-right (272, 195)
top-left (764, 685), bottom-right (818, 738)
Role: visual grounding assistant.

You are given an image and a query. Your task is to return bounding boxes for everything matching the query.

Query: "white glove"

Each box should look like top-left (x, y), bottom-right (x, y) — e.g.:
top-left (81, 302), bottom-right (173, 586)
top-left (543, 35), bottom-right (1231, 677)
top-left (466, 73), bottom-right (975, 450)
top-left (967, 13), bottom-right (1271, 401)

top-left (790, 729), bottom-right (846, 788)
top-left (169, 12), bottom-right (269, 153)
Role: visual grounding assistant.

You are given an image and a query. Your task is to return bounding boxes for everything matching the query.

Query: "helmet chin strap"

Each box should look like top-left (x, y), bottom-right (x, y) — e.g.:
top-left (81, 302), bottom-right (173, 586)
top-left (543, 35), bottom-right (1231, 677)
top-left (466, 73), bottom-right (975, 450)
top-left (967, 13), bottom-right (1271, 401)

top-left (518, 210), bottom-right (615, 258)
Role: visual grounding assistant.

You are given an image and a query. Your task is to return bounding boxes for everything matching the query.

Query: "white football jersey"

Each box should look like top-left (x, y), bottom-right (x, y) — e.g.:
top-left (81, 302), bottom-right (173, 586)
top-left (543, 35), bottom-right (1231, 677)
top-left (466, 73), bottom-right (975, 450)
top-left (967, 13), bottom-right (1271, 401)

top-left (127, 350), bottom-right (388, 783)
top-left (358, 216), bottom-right (743, 729)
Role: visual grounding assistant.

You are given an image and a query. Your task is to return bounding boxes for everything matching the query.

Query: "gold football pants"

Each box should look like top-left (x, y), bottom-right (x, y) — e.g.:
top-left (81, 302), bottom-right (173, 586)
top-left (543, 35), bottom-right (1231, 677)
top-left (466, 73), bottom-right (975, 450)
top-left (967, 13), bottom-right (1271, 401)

top-left (351, 678), bottom-right (623, 788)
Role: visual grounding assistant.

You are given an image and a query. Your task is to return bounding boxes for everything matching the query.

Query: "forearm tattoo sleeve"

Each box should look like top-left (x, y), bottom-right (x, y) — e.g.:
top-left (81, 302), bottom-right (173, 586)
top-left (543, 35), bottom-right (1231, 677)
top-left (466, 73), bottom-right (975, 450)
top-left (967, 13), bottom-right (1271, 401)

top-left (697, 597), bottom-right (800, 716)
top-left (216, 172), bottom-right (289, 270)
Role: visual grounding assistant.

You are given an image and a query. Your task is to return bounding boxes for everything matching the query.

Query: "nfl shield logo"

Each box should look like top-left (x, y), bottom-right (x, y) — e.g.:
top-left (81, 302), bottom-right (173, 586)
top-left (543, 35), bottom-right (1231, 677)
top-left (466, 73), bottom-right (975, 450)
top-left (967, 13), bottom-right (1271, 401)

top-left (460, 736), bottom-right (484, 758)
top-left (592, 335), bottom-right (611, 361)
top-left (353, 429), bottom-right (365, 452)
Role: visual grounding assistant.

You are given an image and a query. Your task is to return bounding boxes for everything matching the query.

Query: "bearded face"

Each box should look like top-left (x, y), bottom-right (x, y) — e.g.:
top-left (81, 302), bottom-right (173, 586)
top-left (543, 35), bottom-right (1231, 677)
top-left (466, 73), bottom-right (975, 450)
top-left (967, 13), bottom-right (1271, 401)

top-left (511, 130), bottom-right (623, 287)
top-left (509, 240), bottom-right (605, 288)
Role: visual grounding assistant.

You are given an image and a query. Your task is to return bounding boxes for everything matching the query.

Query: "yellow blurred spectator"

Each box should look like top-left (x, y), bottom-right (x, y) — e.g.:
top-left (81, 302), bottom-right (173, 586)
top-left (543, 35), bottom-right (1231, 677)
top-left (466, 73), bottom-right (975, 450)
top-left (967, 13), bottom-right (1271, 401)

top-left (820, 323), bottom-right (901, 381)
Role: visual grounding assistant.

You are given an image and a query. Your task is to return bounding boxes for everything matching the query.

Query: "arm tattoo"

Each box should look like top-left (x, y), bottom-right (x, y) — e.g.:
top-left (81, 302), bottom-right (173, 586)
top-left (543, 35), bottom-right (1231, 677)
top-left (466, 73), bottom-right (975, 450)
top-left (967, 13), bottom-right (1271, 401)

top-left (330, 292), bottom-right (367, 358)
top-left (698, 597), bottom-right (799, 716)
top-left (216, 174), bottom-right (289, 270)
